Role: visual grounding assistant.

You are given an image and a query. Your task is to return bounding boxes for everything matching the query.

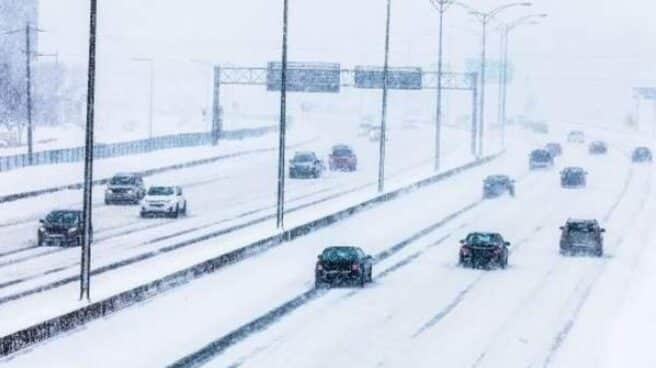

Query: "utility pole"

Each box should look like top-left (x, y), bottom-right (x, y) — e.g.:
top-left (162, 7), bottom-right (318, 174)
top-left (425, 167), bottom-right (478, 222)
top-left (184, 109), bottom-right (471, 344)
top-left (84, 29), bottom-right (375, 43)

top-left (378, 0), bottom-right (392, 193)
top-left (463, 2), bottom-right (532, 156)
top-left (80, 0), bottom-right (98, 302)
top-left (276, 0), bottom-right (289, 229)
top-left (132, 58), bottom-right (154, 139)
top-left (25, 23), bottom-right (34, 165)
top-left (432, 0), bottom-right (447, 172)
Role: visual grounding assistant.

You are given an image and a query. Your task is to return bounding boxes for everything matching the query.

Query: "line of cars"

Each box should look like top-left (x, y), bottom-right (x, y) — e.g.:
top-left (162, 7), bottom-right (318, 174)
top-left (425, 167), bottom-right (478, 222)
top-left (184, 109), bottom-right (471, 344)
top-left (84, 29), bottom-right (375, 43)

top-left (37, 172), bottom-right (189, 247)
top-left (289, 145), bottom-right (358, 179)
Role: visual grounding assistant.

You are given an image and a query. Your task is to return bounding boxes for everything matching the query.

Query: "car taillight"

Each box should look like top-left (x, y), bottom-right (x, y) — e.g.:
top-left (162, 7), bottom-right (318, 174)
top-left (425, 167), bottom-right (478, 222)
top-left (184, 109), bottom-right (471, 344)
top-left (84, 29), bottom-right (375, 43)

top-left (316, 263), bottom-right (323, 271)
top-left (493, 247), bottom-right (503, 255)
top-left (351, 263), bottom-right (360, 271)
top-left (461, 246), bottom-right (470, 255)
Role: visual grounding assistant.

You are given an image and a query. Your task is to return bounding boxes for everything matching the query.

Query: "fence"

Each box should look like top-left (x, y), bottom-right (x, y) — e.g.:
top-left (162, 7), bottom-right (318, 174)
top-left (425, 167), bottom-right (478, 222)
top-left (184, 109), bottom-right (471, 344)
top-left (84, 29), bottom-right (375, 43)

top-left (0, 126), bottom-right (277, 173)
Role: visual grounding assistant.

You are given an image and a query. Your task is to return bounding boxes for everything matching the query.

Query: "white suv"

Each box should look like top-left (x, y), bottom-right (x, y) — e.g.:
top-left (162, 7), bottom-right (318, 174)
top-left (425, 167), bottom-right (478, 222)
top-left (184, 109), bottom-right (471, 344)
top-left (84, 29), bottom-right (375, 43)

top-left (140, 186), bottom-right (188, 218)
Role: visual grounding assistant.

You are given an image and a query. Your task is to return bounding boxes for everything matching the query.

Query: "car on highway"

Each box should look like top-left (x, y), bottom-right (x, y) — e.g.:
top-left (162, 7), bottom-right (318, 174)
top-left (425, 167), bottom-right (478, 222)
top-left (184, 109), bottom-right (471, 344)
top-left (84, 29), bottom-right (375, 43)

top-left (483, 175), bottom-right (515, 198)
top-left (545, 142), bottom-right (563, 157)
top-left (104, 172), bottom-right (146, 205)
top-left (560, 167), bottom-right (587, 188)
top-left (289, 151), bottom-right (324, 179)
top-left (459, 232), bottom-right (510, 269)
top-left (529, 149), bottom-right (554, 170)
top-left (328, 145), bottom-right (357, 172)
top-left (140, 186), bottom-right (188, 218)
top-left (559, 219), bottom-right (605, 257)
top-left (567, 130), bottom-right (585, 143)
top-left (588, 141), bottom-right (608, 155)
top-left (632, 146), bottom-right (653, 163)
top-left (38, 210), bottom-right (92, 247)
top-left (315, 246), bottom-right (373, 288)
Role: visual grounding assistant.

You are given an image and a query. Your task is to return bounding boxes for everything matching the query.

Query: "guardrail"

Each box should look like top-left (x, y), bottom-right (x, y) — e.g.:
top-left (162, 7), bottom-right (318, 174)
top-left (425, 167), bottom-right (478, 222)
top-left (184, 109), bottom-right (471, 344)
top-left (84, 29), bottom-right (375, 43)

top-left (0, 126), bottom-right (277, 173)
top-left (0, 152), bottom-right (503, 358)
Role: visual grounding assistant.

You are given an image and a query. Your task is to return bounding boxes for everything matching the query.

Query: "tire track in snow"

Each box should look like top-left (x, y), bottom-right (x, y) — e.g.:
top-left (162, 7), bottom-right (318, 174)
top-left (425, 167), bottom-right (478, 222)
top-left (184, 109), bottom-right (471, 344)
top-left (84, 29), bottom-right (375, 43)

top-left (540, 167), bottom-right (651, 368)
top-left (166, 200), bottom-right (485, 368)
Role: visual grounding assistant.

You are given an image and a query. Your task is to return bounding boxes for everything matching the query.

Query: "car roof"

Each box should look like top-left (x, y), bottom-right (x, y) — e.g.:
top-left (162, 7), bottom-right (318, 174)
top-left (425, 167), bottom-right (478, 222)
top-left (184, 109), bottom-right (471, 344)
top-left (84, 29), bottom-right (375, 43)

top-left (531, 148), bottom-right (550, 154)
top-left (49, 209), bottom-right (82, 215)
top-left (485, 175), bottom-right (509, 181)
top-left (294, 151), bottom-right (316, 156)
top-left (563, 166), bottom-right (584, 172)
top-left (113, 172), bottom-right (140, 178)
top-left (546, 142), bottom-right (561, 146)
top-left (566, 219), bottom-right (599, 225)
top-left (332, 144), bottom-right (351, 150)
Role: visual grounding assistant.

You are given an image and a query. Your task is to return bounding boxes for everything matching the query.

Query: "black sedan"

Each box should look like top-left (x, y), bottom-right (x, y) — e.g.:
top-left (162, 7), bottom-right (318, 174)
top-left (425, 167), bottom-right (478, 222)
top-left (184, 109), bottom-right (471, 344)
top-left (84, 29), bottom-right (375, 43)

top-left (315, 246), bottom-right (373, 288)
top-left (632, 147), bottom-right (653, 163)
top-left (459, 232), bottom-right (510, 269)
top-left (561, 167), bottom-right (587, 188)
top-left (483, 175), bottom-right (515, 198)
top-left (588, 141), bottom-right (608, 155)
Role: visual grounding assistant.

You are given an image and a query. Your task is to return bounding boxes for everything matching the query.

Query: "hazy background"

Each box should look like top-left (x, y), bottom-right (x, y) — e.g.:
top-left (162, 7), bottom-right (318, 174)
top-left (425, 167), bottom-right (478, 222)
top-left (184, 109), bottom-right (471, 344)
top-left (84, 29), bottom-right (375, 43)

top-left (34, 0), bottom-right (656, 140)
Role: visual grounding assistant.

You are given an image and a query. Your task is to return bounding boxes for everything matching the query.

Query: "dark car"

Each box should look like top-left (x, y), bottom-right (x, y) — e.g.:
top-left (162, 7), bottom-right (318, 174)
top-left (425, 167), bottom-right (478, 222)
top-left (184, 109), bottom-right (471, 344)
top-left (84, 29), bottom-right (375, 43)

top-left (483, 175), bottom-right (515, 198)
top-left (561, 167), bottom-right (587, 188)
top-left (459, 232), bottom-right (510, 269)
top-left (632, 147), bottom-right (653, 163)
top-left (567, 130), bottom-right (585, 143)
top-left (38, 210), bottom-right (92, 247)
top-left (315, 246), bottom-right (373, 288)
top-left (545, 142), bottom-right (563, 157)
top-left (104, 173), bottom-right (146, 205)
top-left (588, 141), bottom-right (608, 155)
top-left (529, 149), bottom-right (554, 170)
top-left (559, 219), bottom-right (604, 256)
top-left (328, 145), bottom-right (357, 171)
top-left (290, 151), bottom-right (324, 178)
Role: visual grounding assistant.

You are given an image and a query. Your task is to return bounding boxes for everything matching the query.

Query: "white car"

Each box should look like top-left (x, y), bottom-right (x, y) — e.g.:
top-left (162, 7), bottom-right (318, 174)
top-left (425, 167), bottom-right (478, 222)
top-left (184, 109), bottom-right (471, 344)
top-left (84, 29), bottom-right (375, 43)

top-left (140, 186), bottom-right (188, 218)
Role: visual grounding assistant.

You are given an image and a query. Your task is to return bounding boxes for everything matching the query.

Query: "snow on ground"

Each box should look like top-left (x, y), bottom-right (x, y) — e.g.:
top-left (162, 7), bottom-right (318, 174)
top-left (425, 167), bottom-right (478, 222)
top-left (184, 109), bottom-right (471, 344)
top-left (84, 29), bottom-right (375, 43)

top-left (0, 127), bottom-right (534, 367)
top-left (0, 114), bottom-right (477, 338)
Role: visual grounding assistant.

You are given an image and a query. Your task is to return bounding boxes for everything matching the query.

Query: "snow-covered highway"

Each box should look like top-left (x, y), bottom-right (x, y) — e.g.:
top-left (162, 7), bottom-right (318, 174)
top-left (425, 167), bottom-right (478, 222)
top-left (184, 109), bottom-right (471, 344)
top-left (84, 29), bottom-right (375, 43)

top-left (2, 126), bottom-right (650, 367)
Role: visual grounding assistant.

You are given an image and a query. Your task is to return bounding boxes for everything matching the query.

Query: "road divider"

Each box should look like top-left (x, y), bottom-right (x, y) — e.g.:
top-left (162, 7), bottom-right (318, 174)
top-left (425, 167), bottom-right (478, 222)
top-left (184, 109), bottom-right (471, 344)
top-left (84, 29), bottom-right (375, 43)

top-left (0, 152), bottom-right (503, 358)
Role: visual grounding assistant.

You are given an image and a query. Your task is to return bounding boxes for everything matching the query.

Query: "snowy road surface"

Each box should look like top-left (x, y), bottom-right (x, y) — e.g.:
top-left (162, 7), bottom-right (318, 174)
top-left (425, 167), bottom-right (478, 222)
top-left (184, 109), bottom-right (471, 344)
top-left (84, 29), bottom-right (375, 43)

top-left (0, 120), bottom-right (475, 337)
top-left (2, 126), bottom-right (651, 367)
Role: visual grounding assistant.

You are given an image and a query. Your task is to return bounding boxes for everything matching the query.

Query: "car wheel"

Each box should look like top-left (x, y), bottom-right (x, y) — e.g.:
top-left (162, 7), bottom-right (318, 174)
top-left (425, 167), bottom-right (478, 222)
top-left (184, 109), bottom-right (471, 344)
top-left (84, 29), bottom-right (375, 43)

top-left (182, 203), bottom-right (188, 216)
top-left (76, 236), bottom-right (83, 247)
top-left (172, 205), bottom-right (180, 219)
top-left (359, 273), bottom-right (366, 288)
top-left (104, 198), bottom-right (110, 205)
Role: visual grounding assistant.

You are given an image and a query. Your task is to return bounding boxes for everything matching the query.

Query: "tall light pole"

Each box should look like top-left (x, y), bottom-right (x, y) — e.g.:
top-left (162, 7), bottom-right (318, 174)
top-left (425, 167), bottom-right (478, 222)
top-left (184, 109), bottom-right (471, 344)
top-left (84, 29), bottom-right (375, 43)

top-left (276, 0), bottom-right (289, 229)
top-left (465, 2), bottom-right (531, 156)
top-left (80, 0), bottom-right (98, 302)
top-left (429, 0), bottom-right (450, 172)
top-left (132, 57), bottom-right (154, 139)
top-left (378, 0), bottom-right (392, 192)
top-left (499, 14), bottom-right (546, 147)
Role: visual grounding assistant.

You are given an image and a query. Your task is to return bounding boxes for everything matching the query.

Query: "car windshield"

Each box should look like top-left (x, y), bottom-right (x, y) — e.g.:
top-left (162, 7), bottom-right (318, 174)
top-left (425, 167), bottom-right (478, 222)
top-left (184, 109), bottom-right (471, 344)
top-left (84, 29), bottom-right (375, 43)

top-left (148, 187), bottom-right (174, 196)
top-left (531, 151), bottom-right (551, 161)
top-left (466, 233), bottom-right (502, 247)
top-left (332, 147), bottom-right (352, 156)
top-left (45, 211), bottom-right (79, 225)
top-left (563, 169), bottom-right (583, 178)
top-left (110, 176), bottom-right (136, 185)
top-left (321, 247), bottom-right (359, 261)
top-left (566, 224), bottom-right (598, 243)
top-left (294, 153), bottom-right (315, 162)
top-left (485, 176), bottom-right (507, 184)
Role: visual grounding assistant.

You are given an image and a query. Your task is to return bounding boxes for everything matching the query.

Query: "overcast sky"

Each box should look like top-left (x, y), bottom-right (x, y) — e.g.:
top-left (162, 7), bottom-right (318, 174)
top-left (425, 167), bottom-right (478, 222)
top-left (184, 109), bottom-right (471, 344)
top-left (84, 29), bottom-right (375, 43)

top-left (37, 0), bottom-right (656, 129)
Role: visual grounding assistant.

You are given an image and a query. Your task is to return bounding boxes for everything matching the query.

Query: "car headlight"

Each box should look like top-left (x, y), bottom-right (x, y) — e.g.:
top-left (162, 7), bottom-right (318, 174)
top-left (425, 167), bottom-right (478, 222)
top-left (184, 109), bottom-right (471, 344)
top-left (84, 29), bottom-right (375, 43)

top-left (68, 227), bottom-right (78, 234)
